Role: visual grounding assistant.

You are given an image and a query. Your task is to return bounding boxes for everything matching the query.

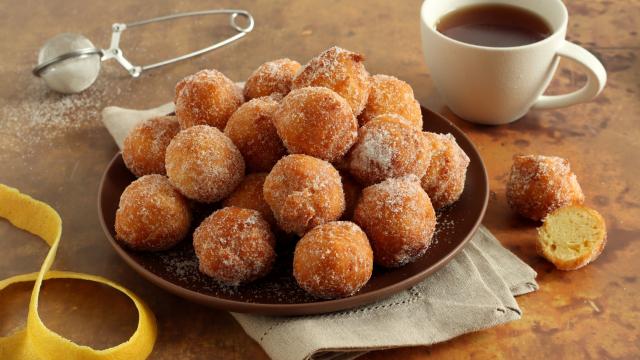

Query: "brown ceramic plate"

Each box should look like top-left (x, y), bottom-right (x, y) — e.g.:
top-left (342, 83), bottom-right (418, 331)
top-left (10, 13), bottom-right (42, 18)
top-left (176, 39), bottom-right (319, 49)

top-left (98, 106), bottom-right (488, 316)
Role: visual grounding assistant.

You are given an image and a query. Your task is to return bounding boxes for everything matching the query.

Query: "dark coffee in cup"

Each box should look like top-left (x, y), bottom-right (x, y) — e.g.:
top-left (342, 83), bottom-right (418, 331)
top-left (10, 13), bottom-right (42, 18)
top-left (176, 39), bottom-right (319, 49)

top-left (436, 4), bottom-right (552, 47)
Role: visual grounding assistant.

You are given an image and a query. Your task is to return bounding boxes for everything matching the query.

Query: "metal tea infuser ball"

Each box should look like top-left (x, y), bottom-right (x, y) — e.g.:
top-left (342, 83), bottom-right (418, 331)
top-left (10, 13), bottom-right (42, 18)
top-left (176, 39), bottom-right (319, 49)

top-left (33, 9), bottom-right (254, 94)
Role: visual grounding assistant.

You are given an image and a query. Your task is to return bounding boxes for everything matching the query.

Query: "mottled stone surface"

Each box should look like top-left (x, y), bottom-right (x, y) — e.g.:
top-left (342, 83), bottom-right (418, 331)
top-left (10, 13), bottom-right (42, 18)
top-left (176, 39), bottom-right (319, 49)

top-left (0, 0), bottom-right (638, 358)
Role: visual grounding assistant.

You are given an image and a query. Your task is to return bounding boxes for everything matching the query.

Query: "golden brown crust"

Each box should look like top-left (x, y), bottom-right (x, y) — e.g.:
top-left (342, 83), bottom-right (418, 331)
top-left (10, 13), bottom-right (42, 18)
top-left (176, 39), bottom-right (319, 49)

top-left (359, 74), bottom-right (422, 129)
top-left (224, 96), bottom-right (287, 172)
top-left (165, 125), bottom-right (245, 203)
top-left (293, 221), bottom-right (373, 298)
top-left (506, 154), bottom-right (585, 221)
top-left (273, 87), bottom-right (358, 162)
top-left (175, 69), bottom-right (244, 130)
top-left (244, 58), bottom-right (301, 100)
top-left (115, 175), bottom-right (191, 251)
top-left (347, 115), bottom-right (432, 186)
top-left (292, 46), bottom-right (370, 115)
top-left (263, 154), bottom-right (345, 235)
top-left (420, 132), bottom-right (470, 209)
top-left (122, 116), bottom-right (180, 177)
top-left (193, 207), bottom-right (276, 285)
top-left (353, 176), bottom-right (436, 268)
top-left (222, 173), bottom-right (275, 226)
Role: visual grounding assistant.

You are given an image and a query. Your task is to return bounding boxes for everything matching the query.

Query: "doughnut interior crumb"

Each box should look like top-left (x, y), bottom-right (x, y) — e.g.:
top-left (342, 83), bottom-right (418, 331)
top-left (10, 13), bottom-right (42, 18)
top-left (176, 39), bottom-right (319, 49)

top-left (537, 205), bottom-right (606, 271)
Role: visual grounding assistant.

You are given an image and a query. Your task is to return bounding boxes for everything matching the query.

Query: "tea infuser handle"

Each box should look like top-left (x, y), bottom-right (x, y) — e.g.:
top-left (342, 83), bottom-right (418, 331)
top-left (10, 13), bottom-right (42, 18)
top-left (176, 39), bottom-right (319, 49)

top-left (32, 47), bottom-right (103, 77)
top-left (532, 40), bottom-right (607, 110)
top-left (102, 9), bottom-right (255, 77)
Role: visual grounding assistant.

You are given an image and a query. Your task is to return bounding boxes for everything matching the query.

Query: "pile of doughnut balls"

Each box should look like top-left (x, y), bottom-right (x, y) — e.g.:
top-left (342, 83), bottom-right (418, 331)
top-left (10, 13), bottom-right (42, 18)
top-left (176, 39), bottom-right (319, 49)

top-left (115, 46), bottom-right (471, 299)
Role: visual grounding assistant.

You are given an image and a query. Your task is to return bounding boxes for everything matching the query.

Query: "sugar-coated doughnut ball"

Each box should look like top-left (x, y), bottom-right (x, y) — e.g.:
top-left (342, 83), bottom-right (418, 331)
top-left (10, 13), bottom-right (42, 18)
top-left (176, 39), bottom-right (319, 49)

top-left (292, 46), bottom-right (370, 115)
top-left (244, 58), bottom-right (301, 100)
top-left (507, 155), bottom-right (584, 221)
top-left (175, 69), bottom-right (243, 130)
top-left (354, 176), bottom-right (436, 268)
top-left (360, 74), bottom-right (423, 129)
top-left (115, 175), bottom-right (191, 251)
top-left (165, 125), bottom-right (245, 203)
top-left (347, 115), bottom-right (431, 186)
top-left (368, 113), bottom-right (417, 127)
top-left (222, 173), bottom-right (275, 225)
top-left (421, 132), bottom-right (470, 209)
top-left (193, 207), bottom-right (276, 285)
top-left (122, 116), bottom-right (180, 177)
top-left (273, 87), bottom-right (358, 162)
top-left (224, 96), bottom-right (287, 172)
top-left (341, 174), bottom-right (361, 220)
top-left (263, 154), bottom-right (345, 235)
top-left (293, 221), bottom-right (373, 298)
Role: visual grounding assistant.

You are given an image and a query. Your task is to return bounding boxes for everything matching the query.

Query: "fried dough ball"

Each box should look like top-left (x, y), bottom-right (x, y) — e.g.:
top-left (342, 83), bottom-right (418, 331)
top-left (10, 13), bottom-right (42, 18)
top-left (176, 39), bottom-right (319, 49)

top-left (122, 116), bottom-right (180, 177)
top-left (421, 132), bottom-right (470, 209)
top-left (506, 155), bottom-right (585, 221)
top-left (293, 221), bottom-right (373, 298)
top-left (273, 87), bottom-right (358, 162)
top-left (359, 74), bottom-right (423, 129)
top-left (222, 173), bottom-right (275, 225)
top-left (115, 175), bottom-right (191, 251)
top-left (292, 46), bottom-right (370, 115)
top-left (263, 154), bottom-right (345, 235)
top-left (175, 69), bottom-right (243, 130)
top-left (165, 125), bottom-right (245, 203)
top-left (354, 176), bottom-right (436, 268)
top-left (347, 115), bottom-right (432, 186)
top-left (224, 96), bottom-right (287, 172)
top-left (341, 174), bottom-right (362, 220)
top-left (193, 207), bottom-right (276, 285)
top-left (244, 58), bottom-right (301, 100)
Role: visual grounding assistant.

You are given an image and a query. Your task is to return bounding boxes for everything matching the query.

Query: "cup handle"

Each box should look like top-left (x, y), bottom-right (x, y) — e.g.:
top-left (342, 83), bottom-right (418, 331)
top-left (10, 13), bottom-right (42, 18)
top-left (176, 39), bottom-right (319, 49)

top-left (532, 40), bottom-right (607, 110)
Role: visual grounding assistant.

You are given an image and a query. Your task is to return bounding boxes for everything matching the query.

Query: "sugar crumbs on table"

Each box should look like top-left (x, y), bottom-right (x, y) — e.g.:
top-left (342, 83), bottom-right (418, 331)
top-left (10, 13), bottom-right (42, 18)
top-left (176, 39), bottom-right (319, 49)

top-left (0, 65), bottom-right (128, 146)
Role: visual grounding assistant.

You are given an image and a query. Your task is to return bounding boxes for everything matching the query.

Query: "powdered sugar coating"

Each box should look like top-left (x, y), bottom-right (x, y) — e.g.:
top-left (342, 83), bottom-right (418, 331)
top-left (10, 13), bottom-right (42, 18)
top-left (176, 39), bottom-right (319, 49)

top-left (122, 116), bottom-right (180, 177)
top-left (421, 132), bottom-right (470, 209)
top-left (368, 113), bottom-right (416, 127)
top-left (165, 125), bottom-right (245, 203)
top-left (359, 74), bottom-right (422, 129)
top-left (244, 58), bottom-right (301, 100)
top-left (273, 87), bottom-right (358, 162)
top-left (263, 154), bottom-right (345, 235)
top-left (347, 115), bottom-right (432, 186)
top-left (193, 207), bottom-right (276, 285)
top-left (506, 154), bottom-right (585, 221)
top-left (222, 172), bottom-right (276, 225)
top-left (292, 46), bottom-right (370, 116)
top-left (115, 174), bottom-right (191, 251)
top-left (293, 221), bottom-right (373, 298)
top-left (354, 176), bottom-right (436, 268)
top-left (224, 96), bottom-right (287, 172)
top-left (175, 69), bottom-right (244, 130)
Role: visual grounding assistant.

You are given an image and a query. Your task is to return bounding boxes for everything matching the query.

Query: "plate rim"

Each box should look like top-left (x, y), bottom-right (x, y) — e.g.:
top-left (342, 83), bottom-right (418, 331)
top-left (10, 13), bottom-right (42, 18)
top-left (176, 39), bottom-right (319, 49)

top-left (97, 106), bottom-right (489, 316)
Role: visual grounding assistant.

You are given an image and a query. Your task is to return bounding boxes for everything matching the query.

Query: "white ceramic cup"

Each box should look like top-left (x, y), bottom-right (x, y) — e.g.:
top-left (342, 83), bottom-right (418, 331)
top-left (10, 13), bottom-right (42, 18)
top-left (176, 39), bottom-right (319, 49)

top-left (420, 0), bottom-right (607, 125)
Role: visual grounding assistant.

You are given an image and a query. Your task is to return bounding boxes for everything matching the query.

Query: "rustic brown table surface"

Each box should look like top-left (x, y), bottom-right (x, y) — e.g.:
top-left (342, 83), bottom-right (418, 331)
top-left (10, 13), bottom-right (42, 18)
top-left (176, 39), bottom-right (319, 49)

top-left (1, 0), bottom-right (638, 359)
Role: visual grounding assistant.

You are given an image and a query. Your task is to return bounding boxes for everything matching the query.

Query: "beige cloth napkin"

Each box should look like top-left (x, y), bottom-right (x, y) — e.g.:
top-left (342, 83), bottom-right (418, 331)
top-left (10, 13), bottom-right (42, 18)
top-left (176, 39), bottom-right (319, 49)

top-left (101, 103), bottom-right (538, 360)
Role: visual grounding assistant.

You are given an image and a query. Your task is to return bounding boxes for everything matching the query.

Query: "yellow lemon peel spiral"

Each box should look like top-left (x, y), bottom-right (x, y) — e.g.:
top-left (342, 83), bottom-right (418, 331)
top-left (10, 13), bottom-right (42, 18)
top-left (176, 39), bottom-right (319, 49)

top-left (0, 184), bottom-right (157, 359)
